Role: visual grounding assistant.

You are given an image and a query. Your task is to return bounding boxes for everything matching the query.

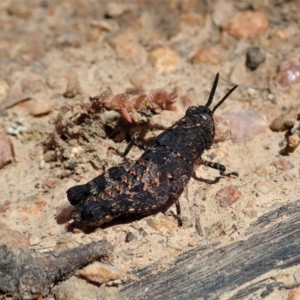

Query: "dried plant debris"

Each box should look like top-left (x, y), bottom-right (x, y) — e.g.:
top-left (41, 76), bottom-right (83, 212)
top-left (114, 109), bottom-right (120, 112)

top-left (270, 107), bottom-right (300, 154)
top-left (0, 240), bottom-right (113, 300)
top-left (43, 88), bottom-right (177, 174)
top-left (90, 88), bottom-right (177, 123)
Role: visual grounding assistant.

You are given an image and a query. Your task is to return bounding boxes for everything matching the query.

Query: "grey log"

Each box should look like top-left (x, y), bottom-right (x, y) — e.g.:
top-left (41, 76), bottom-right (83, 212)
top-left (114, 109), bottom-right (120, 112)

top-left (120, 199), bottom-right (300, 299)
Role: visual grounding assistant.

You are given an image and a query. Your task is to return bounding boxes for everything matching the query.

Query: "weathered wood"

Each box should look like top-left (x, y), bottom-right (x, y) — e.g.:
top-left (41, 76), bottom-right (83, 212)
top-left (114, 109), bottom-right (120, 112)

top-left (0, 239), bottom-right (113, 300)
top-left (120, 199), bottom-right (300, 300)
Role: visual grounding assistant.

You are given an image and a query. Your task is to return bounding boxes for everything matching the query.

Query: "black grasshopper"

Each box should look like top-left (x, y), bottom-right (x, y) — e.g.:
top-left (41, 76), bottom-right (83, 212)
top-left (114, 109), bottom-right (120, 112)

top-left (67, 73), bottom-right (238, 226)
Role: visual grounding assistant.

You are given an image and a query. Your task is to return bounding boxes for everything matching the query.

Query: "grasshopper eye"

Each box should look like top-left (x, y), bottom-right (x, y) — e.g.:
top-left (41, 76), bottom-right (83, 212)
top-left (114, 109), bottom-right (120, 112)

top-left (187, 106), bottom-right (197, 114)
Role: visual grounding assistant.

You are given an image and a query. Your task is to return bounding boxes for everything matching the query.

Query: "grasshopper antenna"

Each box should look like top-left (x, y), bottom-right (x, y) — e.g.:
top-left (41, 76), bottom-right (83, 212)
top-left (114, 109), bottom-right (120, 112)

top-left (205, 73), bottom-right (219, 107)
top-left (212, 84), bottom-right (238, 113)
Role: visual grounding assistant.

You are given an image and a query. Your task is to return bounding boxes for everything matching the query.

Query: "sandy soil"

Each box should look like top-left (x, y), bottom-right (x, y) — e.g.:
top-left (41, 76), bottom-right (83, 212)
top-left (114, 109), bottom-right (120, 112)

top-left (0, 1), bottom-right (300, 299)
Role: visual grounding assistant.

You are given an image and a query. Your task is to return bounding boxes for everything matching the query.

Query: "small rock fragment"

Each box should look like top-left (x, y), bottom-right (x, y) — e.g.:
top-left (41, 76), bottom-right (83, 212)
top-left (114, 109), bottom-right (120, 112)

top-left (275, 54), bottom-right (300, 87)
top-left (289, 289), bottom-right (300, 300)
top-left (212, 0), bottom-right (235, 28)
top-left (227, 11), bottom-right (269, 38)
top-left (138, 227), bottom-right (148, 238)
top-left (63, 73), bottom-right (81, 98)
top-left (30, 100), bottom-right (53, 116)
top-left (288, 135), bottom-right (300, 148)
top-left (79, 262), bottom-right (125, 284)
top-left (148, 47), bottom-right (180, 73)
top-left (54, 277), bottom-right (119, 300)
top-left (146, 217), bottom-right (177, 231)
top-left (270, 116), bottom-right (289, 132)
top-left (192, 45), bottom-right (225, 65)
top-left (0, 222), bottom-right (29, 248)
top-left (271, 158), bottom-right (294, 172)
top-left (188, 240), bottom-right (197, 247)
top-left (0, 131), bottom-right (13, 169)
top-left (125, 232), bottom-right (136, 243)
top-left (246, 46), bottom-right (266, 70)
top-left (216, 185), bottom-right (242, 207)
top-left (29, 235), bottom-right (41, 246)
top-left (255, 181), bottom-right (276, 195)
top-left (222, 110), bottom-right (267, 143)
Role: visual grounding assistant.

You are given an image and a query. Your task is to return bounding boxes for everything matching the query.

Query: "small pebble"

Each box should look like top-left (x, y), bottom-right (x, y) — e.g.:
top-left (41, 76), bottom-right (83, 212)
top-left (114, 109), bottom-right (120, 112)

top-left (138, 227), bottom-right (148, 238)
top-left (271, 158), bottom-right (294, 172)
top-left (125, 231), bottom-right (136, 243)
top-left (30, 100), bottom-right (53, 116)
top-left (247, 87), bottom-right (257, 97)
top-left (216, 185), bottom-right (242, 207)
top-left (146, 217), bottom-right (177, 231)
top-left (192, 45), bottom-right (225, 65)
top-left (288, 135), bottom-right (300, 148)
top-left (270, 112), bottom-right (295, 132)
top-left (246, 46), bottom-right (266, 71)
top-left (275, 54), bottom-right (300, 87)
top-left (212, 0), bottom-right (235, 28)
top-left (79, 262), bottom-right (125, 284)
top-left (71, 147), bottom-right (80, 155)
top-left (29, 235), bottom-right (41, 246)
top-left (188, 240), bottom-right (197, 247)
top-left (54, 277), bottom-right (118, 300)
top-left (227, 11), bottom-right (269, 38)
top-left (148, 47), bottom-right (180, 73)
top-left (289, 289), bottom-right (300, 300)
top-left (63, 73), bottom-right (81, 98)
top-left (255, 181), bottom-right (276, 195)
top-left (0, 222), bottom-right (29, 248)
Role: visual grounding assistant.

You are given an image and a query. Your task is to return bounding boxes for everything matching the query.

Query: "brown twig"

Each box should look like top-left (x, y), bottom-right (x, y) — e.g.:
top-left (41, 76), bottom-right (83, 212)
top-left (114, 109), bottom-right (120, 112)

top-left (0, 239), bottom-right (113, 299)
top-left (0, 95), bottom-right (31, 112)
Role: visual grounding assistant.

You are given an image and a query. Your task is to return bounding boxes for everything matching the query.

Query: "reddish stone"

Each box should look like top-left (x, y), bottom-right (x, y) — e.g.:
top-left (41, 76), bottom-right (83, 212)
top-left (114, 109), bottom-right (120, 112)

top-left (227, 11), bottom-right (269, 38)
top-left (217, 185), bottom-right (242, 207)
top-left (275, 54), bottom-right (300, 87)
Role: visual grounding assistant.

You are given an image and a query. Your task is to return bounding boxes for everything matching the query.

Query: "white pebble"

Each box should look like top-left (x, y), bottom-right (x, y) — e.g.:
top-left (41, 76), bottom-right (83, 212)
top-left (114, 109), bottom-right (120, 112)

top-left (71, 147), bottom-right (79, 154)
top-left (255, 181), bottom-right (276, 195)
top-left (29, 235), bottom-right (41, 246)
